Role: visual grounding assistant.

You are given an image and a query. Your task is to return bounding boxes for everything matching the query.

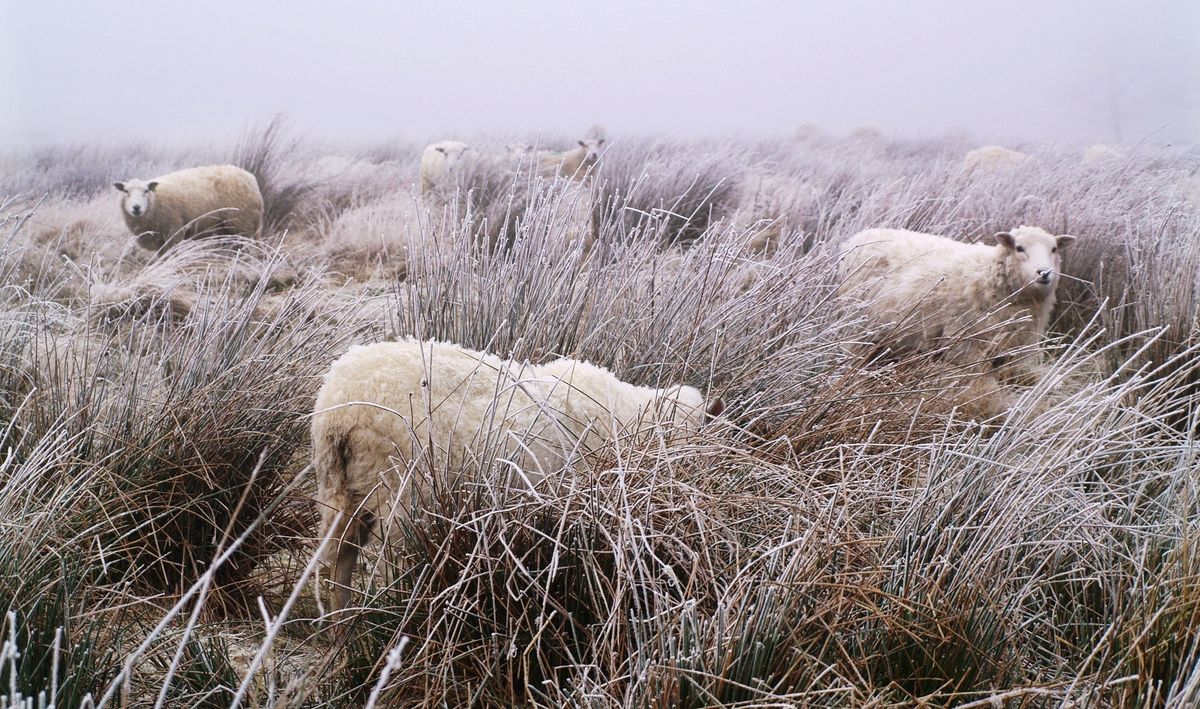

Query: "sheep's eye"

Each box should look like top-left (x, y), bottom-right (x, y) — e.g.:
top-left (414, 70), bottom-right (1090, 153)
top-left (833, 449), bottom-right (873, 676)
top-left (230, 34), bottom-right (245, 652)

top-left (1015, 246), bottom-right (1025, 253)
top-left (1051, 247), bottom-right (1057, 253)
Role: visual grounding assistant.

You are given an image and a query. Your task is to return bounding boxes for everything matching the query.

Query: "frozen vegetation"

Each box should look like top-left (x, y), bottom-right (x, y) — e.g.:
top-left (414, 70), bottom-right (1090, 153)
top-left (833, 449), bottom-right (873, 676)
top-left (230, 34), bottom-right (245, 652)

top-left (1, 119), bottom-right (1199, 706)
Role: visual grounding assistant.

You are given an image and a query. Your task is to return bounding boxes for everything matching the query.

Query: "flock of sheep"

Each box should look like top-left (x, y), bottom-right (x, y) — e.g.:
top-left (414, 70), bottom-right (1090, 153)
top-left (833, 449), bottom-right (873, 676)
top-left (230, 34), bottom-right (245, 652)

top-left (110, 133), bottom-right (1082, 614)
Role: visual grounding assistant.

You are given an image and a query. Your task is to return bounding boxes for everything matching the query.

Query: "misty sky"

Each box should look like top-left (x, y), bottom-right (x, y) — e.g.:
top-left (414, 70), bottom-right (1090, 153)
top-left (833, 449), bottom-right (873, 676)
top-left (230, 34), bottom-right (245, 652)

top-left (3, 0), bottom-right (1198, 147)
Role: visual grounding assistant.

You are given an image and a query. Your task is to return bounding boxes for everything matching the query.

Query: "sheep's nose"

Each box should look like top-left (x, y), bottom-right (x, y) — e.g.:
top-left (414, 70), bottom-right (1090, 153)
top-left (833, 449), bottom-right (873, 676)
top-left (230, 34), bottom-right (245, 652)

top-left (131, 206), bottom-right (142, 215)
top-left (1037, 268), bottom-right (1052, 281)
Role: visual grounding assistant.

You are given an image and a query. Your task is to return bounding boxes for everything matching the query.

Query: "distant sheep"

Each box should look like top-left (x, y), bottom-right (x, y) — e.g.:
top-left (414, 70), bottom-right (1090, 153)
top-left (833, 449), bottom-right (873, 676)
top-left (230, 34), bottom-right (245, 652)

top-left (312, 338), bottom-right (720, 611)
top-left (114, 165), bottom-right (263, 251)
top-left (731, 173), bottom-right (821, 254)
top-left (848, 126), bottom-right (883, 141)
top-left (838, 226), bottom-right (1076, 376)
top-left (419, 140), bottom-right (470, 196)
top-left (794, 123), bottom-right (824, 140)
top-left (963, 146), bottom-right (1032, 170)
top-left (1083, 144), bottom-right (1124, 163)
top-left (538, 133), bottom-right (606, 181)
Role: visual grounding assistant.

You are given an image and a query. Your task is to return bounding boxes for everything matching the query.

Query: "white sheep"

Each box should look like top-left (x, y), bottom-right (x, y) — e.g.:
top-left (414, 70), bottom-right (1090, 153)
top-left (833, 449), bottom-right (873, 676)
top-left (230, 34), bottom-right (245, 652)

top-left (848, 126), bottom-right (883, 141)
top-left (794, 123), bottom-right (824, 140)
top-left (113, 165), bottom-right (263, 251)
top-left (312, 338), bottom-right (720, 611)
top-left (419, 140), bottom-right (470, 196)
top-left (1082, 144), bottom-right (1124, 163)
top-left (731, 173), bottom-right (821, 254)
top-left (538, 134), bottom-right (606, 181)
top-left (838, 226), bottom-right (1076, 376)
top-left (963, 145), bottom-right (1032, 170)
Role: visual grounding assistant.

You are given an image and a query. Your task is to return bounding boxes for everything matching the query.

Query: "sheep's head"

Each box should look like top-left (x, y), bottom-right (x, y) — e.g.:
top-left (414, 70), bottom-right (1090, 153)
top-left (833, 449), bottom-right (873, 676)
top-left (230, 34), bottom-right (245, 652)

top-left (113, 179), bottom-right (158, 219)
top-left (576, 138), bottom-right (605, 171)
top-left (433, 142), bottom-right (469, 166)
top-left (994, 226), bottom-right (1076, 298)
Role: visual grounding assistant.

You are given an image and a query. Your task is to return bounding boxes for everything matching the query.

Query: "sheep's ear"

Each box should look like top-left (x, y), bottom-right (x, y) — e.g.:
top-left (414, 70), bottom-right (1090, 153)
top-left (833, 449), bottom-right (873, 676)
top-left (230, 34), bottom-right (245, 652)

top-left (1056, 234), bottom-right (1077, 249)
top-left (146, 181), bottom-right (159, 192)
top-left (113, 182), bottom-right (126, 192)
top-left (994, 231), bottom-right (1016, 250)
top-left (705, 396), bottom-right (726, 422)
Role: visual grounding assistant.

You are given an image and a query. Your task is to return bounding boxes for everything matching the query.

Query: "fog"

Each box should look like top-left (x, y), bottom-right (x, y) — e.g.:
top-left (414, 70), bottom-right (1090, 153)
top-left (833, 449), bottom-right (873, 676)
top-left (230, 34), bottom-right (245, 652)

top-left (3, 0), bottom-right (1198, 146)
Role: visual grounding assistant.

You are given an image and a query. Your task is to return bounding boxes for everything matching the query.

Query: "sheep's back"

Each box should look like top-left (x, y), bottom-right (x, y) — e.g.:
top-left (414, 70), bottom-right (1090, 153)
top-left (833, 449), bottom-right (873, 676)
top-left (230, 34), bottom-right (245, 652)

top-left (315, 340), bottom-right (563, 474)
top-left (153, 165), bottom-right (262, 237)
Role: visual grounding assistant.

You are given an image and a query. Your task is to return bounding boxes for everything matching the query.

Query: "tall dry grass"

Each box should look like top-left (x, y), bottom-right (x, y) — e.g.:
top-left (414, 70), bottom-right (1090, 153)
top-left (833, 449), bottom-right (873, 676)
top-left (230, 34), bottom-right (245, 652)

top-left (1, 130), bottom-right (1199, 707)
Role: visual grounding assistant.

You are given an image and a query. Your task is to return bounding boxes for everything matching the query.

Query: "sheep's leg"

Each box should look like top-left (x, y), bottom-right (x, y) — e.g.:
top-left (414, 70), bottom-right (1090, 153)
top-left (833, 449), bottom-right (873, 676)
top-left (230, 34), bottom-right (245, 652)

top-left (330, 511), bottom-right (375, 612)
top-left (332, 534), bottom-right (357, 613)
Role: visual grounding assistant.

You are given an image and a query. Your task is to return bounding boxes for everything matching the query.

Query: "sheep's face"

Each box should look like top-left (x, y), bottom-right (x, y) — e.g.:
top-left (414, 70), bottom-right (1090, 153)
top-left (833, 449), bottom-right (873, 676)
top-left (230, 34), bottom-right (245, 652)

top-left (434, 142), bottom-right (469, 167)
top-left (577, 139), bottom-right (605, 170)
top-left (995, 226), bottom-right (1076, 297)
top-left (113, 179), bottom-right (158, 219)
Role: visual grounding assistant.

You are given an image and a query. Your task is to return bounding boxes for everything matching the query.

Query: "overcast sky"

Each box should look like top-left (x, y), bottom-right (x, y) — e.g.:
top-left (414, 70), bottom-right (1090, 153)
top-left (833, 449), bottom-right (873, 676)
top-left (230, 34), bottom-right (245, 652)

top-left (3, 0), bottom-right (1198, 147)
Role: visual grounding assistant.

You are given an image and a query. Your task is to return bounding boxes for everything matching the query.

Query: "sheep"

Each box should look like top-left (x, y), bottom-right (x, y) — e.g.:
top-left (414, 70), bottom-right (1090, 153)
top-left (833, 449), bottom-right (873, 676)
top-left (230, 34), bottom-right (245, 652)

top-left (538, 133), bottom-right (606, 181)
top-left (419, 140), bottom-right (470, 196)
top-left (113, 165), bottom-right (263, 252)
top-left (838, 226), bottom-right (1076, 380)
top-left (731, 173), bottom-right (821, 254)
top-left (312, 338), bottom-right (721, 611)
top-left (848, 126), bottom-right (883, 141)
top-left (794, 123), bottom-right (824, 141)
top-left (1083, 144), bottom-right (1124, 163)
top-left (963, 145), bottom-right (1032, 170)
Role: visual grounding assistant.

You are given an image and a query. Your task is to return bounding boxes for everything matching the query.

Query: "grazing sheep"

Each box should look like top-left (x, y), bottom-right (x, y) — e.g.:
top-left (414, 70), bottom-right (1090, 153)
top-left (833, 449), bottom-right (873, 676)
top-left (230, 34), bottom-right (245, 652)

top-left (1083, 144), bottom-right (1124, 163)
top-left (794, 123), bottom-right (824, 140)
top-left (312, 338), bottom-right (720, 611)
top-left (848, 126), bottom-right (883, 141)
top-left (963, 145), bottom-right (1032, 170)
top-left (838, 226), bottom-right (1076, 377)
top-left (538, 134), bottom-right (606, 181)
top-left (113, 165), bottom-right (263, 252)
top-left (731, 173), bottom-right (821, 254)
top-left (419, 140), bottom-right (470, 196)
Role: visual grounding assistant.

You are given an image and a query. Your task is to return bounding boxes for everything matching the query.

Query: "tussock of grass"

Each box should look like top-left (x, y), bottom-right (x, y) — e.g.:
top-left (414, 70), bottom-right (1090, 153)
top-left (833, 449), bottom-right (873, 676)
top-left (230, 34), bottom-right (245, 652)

top-left (233, 116), bottom-right (316, 235)
top-left (595, 139), bottom-right (747, 246)
top-left (2, 132), bottom-right (1200, 706)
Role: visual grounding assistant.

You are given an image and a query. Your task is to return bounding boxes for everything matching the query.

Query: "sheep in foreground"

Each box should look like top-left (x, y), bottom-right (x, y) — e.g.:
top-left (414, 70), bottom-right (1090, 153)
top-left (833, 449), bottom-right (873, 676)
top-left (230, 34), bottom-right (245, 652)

top-left (838, 226), bottom-right (1076, 379)
top-left (419, 140), bottom-right (470, 196)
top-left (312, 338), bottom-right (720, 611)
top-left (113, 165), bottom-right (263, 251)
top-left (538, 134), bottom-right (606, 181)
top-left (963, 145), bottom-right (1032, 170)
